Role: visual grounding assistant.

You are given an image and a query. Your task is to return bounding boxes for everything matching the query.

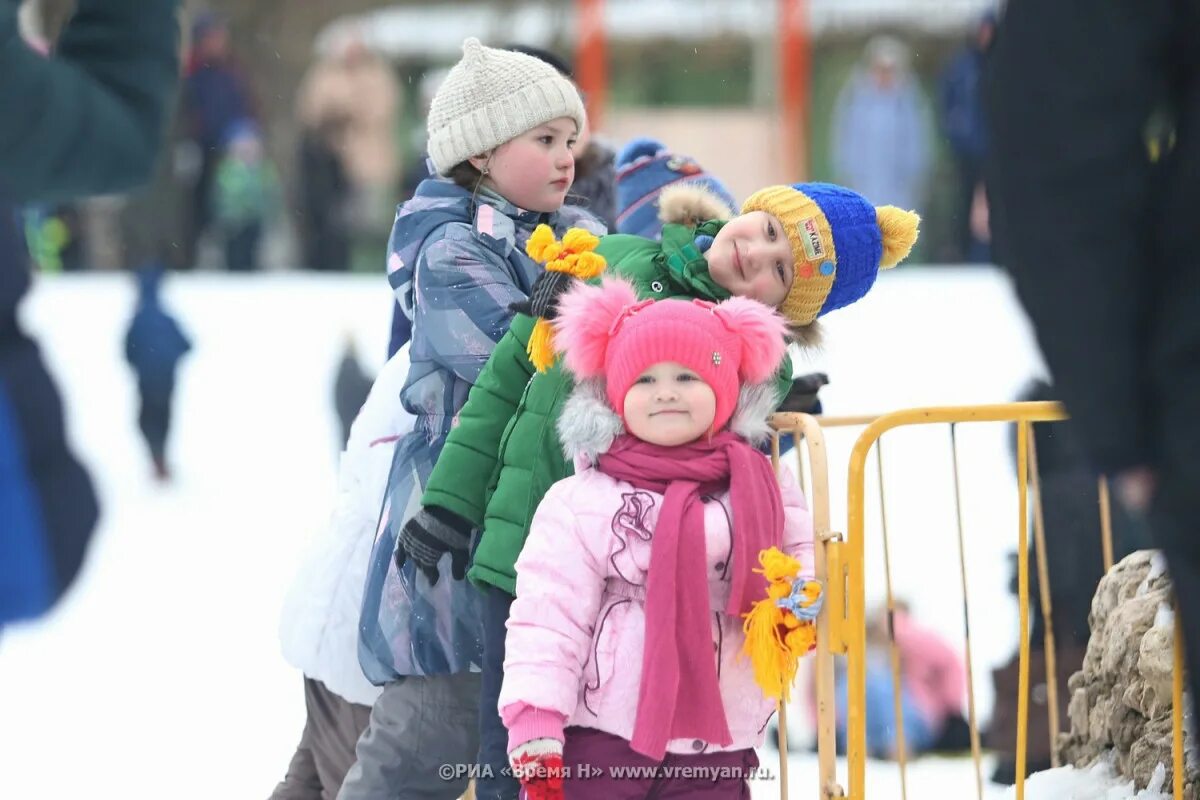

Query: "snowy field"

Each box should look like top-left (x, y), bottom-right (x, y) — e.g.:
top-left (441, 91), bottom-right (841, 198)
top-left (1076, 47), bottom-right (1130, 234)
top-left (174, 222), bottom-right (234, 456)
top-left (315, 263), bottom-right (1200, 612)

top-left (0, 267), bottom-right (1111, 799)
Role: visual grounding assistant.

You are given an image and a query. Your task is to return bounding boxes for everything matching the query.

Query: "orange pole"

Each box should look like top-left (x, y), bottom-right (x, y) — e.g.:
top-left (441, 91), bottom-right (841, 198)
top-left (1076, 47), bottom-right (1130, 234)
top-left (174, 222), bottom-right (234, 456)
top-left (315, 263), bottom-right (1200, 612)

top-left (576, 0), bottom-right (608, 132)
top-left (778, 0), bottom-right (810, 181)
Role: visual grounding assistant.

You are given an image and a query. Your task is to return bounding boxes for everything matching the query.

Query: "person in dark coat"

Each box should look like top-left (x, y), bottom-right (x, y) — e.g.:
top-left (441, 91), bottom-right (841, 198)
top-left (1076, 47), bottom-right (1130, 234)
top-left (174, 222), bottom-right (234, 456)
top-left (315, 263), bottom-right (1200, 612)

top-left (985, 0), bottom-right (1200, 747)
top-left (124, 266), bottom-right (191, 481)
top-left (938, 12), bottom-right (995, 263)
top-left (0, 0), bottom-right (179, 627)
top-left (986, 380), bottom-right (1146, 783)
top-left (298, 116), bottom-right (353, 272)
top-left (181, 13), bottom-right (255, 268)
top-left (333, 338), bottom-right (373, 449)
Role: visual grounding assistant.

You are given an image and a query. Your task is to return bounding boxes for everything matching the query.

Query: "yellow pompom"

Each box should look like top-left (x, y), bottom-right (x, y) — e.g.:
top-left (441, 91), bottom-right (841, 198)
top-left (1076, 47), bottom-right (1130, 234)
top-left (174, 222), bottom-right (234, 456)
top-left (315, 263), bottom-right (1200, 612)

top-left (572, 250), bottom-right (607, 280)
top-left (525, 224), bottom-right (558, 262)
top-left (755, 547), bottom-right (802, 584)
top-left (561, 227), bottom-right (600, 253)
top-left (768, 582), bottom-right (791, 602)
top-left (527, 319), bottom-right (558, 373)
top-left (875, 206), bottom-right (921, 268)
top-left (785, 622), bottom-right (816, 654)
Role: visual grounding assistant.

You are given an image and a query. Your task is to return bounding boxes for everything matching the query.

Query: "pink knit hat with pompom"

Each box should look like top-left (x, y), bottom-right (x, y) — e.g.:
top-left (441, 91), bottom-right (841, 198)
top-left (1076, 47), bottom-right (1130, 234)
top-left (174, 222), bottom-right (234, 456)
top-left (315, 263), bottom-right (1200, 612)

top-left (552, 278), bottom-right (789, 432)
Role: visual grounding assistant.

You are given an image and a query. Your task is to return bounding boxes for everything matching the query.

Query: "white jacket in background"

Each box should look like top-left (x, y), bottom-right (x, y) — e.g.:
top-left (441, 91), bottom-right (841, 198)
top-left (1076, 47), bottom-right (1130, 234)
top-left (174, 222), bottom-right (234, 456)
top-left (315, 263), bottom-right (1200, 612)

top-left (278, 345), bottom-right (414, 706)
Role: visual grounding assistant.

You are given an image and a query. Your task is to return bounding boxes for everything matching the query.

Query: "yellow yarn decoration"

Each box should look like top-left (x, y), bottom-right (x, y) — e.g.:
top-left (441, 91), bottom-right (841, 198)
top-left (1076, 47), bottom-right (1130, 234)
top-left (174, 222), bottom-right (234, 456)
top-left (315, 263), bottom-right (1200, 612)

top-left (522, 224), bottom-right (607, 372)
top-left (741, 547), bottom-right (819, 702)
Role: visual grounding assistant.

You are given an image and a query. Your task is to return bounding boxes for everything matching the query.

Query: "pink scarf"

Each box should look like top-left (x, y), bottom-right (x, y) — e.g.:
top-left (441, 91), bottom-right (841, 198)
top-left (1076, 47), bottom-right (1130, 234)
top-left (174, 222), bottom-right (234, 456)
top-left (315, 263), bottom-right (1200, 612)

top-left (595, 432), bottom-right (785, 759)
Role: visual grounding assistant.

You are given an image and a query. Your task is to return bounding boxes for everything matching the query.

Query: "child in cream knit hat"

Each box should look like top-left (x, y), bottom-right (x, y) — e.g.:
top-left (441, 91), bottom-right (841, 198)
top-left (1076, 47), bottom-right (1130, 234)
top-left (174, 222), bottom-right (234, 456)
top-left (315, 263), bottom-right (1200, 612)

top-left (343, 37), bottom-right (605, 800)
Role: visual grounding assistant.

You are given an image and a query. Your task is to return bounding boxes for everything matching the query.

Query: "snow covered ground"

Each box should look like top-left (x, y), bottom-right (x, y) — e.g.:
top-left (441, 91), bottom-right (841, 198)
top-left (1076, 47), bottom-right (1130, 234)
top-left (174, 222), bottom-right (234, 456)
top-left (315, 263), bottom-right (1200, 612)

top-left (0, 267), bottom-right (1125, 799)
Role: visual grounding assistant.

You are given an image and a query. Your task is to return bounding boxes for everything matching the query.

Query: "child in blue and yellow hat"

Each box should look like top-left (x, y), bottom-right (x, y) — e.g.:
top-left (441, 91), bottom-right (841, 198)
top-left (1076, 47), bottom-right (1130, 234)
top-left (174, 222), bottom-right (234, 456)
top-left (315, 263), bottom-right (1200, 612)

top-left (741, 181), bottom-right (918, 328)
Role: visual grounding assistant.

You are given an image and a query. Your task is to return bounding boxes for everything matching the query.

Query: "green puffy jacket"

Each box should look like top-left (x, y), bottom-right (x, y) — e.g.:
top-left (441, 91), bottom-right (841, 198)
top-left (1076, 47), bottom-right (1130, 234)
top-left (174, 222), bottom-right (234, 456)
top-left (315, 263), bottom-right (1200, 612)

top-left (422, 220), bottom-right (792, 594)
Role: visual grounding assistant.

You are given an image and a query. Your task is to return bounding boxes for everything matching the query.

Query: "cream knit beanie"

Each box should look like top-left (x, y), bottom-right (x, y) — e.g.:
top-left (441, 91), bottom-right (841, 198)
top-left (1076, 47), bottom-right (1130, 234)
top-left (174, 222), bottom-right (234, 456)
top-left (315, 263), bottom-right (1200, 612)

top-left (426, 38), bottom-right (586, 176)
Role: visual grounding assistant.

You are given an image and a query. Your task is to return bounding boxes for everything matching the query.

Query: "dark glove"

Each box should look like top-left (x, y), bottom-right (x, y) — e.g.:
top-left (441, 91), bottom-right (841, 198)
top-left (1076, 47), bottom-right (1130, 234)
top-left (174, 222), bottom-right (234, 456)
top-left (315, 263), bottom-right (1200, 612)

top-left (508, 271), bottom-right (578, 320)
top-left (779, 372), bottom-right (829, 413)
top-left (395, 506), bottom-right (474, 585)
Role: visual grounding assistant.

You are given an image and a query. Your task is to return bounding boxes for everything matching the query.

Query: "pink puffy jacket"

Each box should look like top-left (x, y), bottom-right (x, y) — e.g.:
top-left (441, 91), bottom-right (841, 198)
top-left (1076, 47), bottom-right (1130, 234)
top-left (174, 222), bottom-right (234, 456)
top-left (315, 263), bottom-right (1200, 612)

top-left (499, 458), bottom-right (814, 755)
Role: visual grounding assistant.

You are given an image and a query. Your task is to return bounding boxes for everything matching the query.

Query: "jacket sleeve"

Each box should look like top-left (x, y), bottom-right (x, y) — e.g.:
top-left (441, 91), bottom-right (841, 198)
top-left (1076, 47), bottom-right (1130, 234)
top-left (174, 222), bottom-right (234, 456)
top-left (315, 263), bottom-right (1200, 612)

top-left (777, 462), bottom-right (815, 580)
top-left (499, 478), bottom-right (609, 732)
top-left (410, 225), bottom-right (530, 385)
top-left (0, 0), bottom-right (180, 202)
top-left (420, 313), bottom-right (536, 526)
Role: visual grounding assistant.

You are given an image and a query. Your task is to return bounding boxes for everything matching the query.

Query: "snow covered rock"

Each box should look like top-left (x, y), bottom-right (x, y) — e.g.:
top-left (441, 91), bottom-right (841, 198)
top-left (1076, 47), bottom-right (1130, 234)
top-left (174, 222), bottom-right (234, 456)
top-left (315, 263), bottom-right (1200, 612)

top-left (1057, 551), bottom-right (1195, 798)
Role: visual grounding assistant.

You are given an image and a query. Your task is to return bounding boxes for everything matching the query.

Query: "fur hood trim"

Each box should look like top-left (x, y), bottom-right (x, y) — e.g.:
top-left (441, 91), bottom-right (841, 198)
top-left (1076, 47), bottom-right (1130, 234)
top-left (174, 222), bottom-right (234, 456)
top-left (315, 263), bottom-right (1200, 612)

top-left (558, 377), bottom-right (782, 463)
top-left (658, 184), bottom-right (736, 227)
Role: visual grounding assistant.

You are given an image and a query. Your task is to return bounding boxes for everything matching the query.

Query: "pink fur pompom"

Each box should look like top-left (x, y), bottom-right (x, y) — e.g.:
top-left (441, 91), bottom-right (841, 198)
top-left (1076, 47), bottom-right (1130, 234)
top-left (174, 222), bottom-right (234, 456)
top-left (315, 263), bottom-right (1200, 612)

top-left (553, 278), bottom-right (640, 379)
top-left (711, 296), bottom-right (790, 385)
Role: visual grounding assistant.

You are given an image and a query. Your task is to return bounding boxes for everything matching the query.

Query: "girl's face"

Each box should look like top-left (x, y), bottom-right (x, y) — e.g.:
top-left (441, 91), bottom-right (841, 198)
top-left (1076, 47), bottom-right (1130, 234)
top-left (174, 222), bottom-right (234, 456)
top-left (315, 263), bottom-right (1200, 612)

top-left (707, 211), bottom-right (795, 308)
top-left (622, 362), bottom-right (717, 447)
top-left (471, 117), bottom-right (577, 213)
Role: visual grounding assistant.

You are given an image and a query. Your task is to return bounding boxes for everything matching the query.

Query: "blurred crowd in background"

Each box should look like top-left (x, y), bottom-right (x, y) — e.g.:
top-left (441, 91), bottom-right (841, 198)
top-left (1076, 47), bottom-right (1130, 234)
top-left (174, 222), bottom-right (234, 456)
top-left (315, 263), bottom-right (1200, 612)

top-left (17, 0), bottom-right (997, 277)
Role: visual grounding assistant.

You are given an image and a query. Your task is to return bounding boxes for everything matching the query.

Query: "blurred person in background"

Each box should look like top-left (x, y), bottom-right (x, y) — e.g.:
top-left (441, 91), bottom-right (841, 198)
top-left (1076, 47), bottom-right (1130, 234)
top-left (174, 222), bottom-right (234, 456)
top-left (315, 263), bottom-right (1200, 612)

top-left (297, 26), bottom-right (401, 269)
top-left (297, 114), bottom-right (353, 272)
top-left (0, 0), bottom-right (178, 626)
top-left (181, 12), bottom-right (255, 269)
top-left (124, 265), bottom-right (191, 482)
top-left (938, 12), bottom-right (996, 264)
top-left (835, 603), bottom-right (967, 760)
top-left (832, 35), bottom-right (931, 213)
top-left (986, 0), bottom-right (1200, 734)
top-left (212, 119), bottom-right (280, 272)
top-left (333, 336), bottom-right (373, 450)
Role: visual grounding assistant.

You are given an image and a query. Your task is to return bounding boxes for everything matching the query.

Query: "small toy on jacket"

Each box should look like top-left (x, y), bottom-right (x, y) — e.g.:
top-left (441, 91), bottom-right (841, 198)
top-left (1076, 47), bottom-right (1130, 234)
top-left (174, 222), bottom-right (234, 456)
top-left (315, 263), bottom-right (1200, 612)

top-left (743, 546), bottom-right (825, 703)
top-left (499, 278), bottom-right (820, 800)
top-left (517, 224), bottom-right (607, 371)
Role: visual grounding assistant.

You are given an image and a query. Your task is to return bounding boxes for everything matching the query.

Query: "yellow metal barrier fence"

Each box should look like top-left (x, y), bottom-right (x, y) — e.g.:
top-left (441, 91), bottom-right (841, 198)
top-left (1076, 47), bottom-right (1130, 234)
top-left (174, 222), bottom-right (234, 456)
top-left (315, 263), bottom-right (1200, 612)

top-left (769, 402), bottom-right (1188, 800)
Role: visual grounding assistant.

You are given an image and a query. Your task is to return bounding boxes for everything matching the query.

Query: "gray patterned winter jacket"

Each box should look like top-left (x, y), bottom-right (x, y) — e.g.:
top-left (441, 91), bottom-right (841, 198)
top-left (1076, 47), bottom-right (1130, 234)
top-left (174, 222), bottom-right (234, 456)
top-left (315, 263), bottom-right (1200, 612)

top-left (358, 177), bottom-right (604, 681)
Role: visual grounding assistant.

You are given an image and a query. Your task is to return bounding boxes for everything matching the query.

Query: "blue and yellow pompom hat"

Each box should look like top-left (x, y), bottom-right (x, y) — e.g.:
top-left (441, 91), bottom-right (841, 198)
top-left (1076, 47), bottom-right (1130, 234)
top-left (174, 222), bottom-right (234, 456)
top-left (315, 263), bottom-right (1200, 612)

top-left (741, 183), bottom-right (920, 326)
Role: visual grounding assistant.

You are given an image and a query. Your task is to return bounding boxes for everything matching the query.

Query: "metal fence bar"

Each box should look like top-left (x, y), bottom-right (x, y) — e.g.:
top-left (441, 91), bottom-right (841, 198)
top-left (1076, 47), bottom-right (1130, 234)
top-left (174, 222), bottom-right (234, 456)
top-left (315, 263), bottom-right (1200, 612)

top-left (769, 413), bottom-right (844, 800)
top-left (1027, 430), bottom-right (1061, 767)
top-left (949, 424), bottom-right (985, 800)
top-left (875, 440), bottom-right (909, 800)
top-left (845, 403), bottom-right (1066, 800)
top-left (1098, 476), bottom-right (1115, 573)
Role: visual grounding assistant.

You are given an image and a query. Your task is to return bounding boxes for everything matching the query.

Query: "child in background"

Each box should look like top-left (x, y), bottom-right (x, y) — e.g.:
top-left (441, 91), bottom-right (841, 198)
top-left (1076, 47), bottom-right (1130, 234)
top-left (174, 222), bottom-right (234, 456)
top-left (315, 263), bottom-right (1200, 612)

top-left (343, 38), bottom-right (603, 800)
top-left (613, 137), bottom-right (738, 239)
top-left (123, 265), bottom-right (191, 481)
top-left (212, 119), bottom-right (279, 271)
top-left (500, 282), bottom-right (818, 798)
top-left (404, 179), bottom-right (919, 797)
top-left (834, 603), bottom-right (967, 760)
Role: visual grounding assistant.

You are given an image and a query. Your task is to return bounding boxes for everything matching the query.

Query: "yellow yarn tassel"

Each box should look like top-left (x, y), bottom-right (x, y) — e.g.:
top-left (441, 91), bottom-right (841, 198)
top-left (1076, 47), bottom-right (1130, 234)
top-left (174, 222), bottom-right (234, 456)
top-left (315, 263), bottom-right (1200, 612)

top-left (527, 319), bottom-right (558, 373)
top-left (522, 224), bottom-right (608, 372)
top-left (741, 547), bottom-right (818, 702)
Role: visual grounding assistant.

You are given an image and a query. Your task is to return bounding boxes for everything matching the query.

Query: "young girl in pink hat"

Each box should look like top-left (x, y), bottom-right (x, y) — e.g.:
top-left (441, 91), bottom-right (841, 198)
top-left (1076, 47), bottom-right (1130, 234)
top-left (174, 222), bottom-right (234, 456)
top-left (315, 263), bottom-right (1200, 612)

top-left (499, 279), bottom-right (820, 799)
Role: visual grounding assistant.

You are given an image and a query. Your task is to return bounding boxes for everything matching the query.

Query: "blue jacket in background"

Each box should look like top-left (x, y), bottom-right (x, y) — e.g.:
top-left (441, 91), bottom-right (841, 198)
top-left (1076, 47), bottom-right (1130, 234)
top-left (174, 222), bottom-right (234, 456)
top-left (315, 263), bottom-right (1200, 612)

top-left (125, 268), bottom-right (191, 400)
top-left (831, 70), bottom-right (931, 211)
top-left (939, 46), bottom-right (989, 161)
